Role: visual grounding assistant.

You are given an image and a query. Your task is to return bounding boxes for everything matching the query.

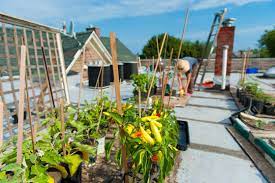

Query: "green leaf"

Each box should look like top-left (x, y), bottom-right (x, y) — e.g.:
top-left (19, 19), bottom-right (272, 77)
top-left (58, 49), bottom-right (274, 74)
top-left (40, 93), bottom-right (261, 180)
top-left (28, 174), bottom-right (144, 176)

top-left (29, 154), bottom-right (37, 164)
top-left (31, 164), bottom-right (47, 176)
top-left (64, 154), bottom-right (82, 176)
top-left (103, 112), bottom-right (123, 125)
top-left (73, 142), bottom-right (96, 155)
top-left (105, 140), bottom-right (114, 161)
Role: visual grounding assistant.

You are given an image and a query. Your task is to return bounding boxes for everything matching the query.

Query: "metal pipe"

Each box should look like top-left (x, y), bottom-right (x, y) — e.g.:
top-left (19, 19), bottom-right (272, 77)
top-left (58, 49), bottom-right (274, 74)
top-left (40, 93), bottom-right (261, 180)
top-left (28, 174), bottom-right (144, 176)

top-left (222, 45), bottom-right (229, 90)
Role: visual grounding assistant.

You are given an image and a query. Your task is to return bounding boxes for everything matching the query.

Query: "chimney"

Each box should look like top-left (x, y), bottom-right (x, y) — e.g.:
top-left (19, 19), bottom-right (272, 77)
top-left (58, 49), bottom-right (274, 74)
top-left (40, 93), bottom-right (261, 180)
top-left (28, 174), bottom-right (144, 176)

top-left (62, 21), bottom-right (67, 34)
top-left (86, 25), bottom-right (100, 37)
top-left (213, 17), bottom-right (236, 88)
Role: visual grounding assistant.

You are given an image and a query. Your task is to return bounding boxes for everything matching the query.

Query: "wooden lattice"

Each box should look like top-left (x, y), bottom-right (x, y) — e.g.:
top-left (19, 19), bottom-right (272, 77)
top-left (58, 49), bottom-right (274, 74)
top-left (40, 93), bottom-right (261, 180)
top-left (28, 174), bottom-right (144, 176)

top-left (0, 13), bottom-right (69, 142)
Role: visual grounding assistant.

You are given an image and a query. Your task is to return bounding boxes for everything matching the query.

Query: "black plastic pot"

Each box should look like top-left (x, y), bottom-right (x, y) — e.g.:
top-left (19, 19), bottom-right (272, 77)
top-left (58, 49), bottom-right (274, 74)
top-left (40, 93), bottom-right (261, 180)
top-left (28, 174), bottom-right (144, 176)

top-left (236, 88), bottom-right (242, 98)
top-left (251, 99), bottom-right (264, 114)
top-left (264, 104), bottom-right (275, 115)
top-left (239, 91), bottom-right (245, 105)
top-left (243, 95), bottom-right (252, 108)
top-left (177, 120), bottom-right (190, 151)
top-left (133, 87), bottom-right (156, 100)
top-left (11, 111), bottom-right (27, 124)
top-left (88, 64), bottom-right (111, 87)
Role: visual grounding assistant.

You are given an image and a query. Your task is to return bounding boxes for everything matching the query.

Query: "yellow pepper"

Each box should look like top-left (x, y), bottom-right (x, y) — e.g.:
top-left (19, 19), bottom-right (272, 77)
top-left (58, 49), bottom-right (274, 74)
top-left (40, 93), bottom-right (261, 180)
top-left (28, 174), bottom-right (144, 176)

top-left (140, 126), bottom-right (155, 145)
top-left (141, 115), bottom-right (159, 122)
top-left (48, 175), bottom-right (55, 183)
top-left (151, 109), bottom-right (157, 116)
top-left (125, 124), bottom-right (135, 135)
top-left (152, 121), bottom-right (162, 128)
top-left (150, 121), bottom-right (162, 143)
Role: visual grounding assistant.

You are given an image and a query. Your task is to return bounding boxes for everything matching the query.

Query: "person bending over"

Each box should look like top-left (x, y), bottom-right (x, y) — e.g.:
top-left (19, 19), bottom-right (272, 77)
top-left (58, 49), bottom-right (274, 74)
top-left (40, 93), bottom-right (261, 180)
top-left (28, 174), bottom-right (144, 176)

top-left (177, 57), bottom-right (199, 94)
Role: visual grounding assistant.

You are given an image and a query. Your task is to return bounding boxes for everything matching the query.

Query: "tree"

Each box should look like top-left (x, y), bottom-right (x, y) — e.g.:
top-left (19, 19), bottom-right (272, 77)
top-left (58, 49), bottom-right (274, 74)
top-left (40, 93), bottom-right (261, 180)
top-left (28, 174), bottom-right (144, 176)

top-left (259, 28), bottom-right (275, 57)
top-left (140, 33), bottom-right (205, 59)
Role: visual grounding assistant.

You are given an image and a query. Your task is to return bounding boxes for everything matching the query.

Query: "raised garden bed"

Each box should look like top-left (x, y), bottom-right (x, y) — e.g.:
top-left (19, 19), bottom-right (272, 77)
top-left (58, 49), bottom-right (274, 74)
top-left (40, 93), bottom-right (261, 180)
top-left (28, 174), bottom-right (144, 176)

top-left (230, 113), bottom-right (275, 168)
top-left (235, 82), bottom-right (275, 115)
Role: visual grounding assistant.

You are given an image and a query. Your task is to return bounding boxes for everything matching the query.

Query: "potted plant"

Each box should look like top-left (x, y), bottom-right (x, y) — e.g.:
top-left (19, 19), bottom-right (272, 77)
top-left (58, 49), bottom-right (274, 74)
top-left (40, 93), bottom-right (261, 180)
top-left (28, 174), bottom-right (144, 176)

top-left (104, 98), bottom-right (179, 182)
top-left (131, 74), bottom-right (157, 100)
top-left (263, 97), bottom-right (275, 115)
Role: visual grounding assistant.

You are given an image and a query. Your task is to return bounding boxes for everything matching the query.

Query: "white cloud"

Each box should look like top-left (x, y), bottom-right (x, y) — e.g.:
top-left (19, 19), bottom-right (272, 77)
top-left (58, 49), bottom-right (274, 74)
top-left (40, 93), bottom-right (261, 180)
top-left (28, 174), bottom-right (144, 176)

top-left (236, 25), bottom-right (274, 35)
top-left (192, 0), bottom-right (271, 10)
top-left (0, 0), bottom-right (271, 25)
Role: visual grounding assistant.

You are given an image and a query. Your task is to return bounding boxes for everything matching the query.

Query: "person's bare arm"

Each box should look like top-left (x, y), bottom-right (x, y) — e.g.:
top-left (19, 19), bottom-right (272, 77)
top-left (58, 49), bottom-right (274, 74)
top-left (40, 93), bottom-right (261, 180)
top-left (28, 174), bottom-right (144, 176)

top-left (177, 72), bottom-right (183, 90)
top-left (184, 72), bottom-right (192, 93)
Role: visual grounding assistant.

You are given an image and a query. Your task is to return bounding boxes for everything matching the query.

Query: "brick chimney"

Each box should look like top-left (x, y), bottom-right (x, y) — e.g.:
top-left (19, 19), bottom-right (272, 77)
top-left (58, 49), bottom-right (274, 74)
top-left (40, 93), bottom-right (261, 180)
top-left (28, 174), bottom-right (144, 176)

top-left (214, 18), bottom-right (236, 87)
top-left (86, 26), bottom-right (100, 37)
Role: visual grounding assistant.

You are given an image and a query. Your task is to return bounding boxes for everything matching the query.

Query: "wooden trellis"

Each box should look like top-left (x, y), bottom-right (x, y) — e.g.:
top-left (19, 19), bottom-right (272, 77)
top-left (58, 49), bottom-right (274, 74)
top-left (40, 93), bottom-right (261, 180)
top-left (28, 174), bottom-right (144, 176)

top-left (0, 13), bottom-right (69, 142)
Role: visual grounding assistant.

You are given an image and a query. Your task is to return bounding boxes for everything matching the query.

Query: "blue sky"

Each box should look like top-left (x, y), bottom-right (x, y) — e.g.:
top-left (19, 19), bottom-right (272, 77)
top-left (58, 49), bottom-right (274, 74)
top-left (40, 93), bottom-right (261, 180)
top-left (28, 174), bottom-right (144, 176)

top-left (1, 0), bottom-right (274, 54)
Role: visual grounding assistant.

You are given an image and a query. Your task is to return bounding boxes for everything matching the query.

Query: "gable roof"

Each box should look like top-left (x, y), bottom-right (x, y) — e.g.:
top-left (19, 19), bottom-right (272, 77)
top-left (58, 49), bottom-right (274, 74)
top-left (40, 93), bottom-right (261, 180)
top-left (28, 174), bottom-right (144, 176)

top-left (62, 31), bottom-right (112, 73)
top-left (61, 32), bottom-right (90, 68)
top-left (100, 37), bottom-right (137, 62)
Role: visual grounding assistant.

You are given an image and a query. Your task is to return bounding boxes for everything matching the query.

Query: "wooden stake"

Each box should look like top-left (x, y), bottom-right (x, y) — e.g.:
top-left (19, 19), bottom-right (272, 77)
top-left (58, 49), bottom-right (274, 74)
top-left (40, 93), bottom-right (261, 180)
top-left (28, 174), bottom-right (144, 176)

top-left (110, 32), bottom-right (128, 183)
top-left (25, 75), bottom-right (36, 153)
top-left (240, 52), bottom-right (247, 85)
top-left (144, 33), bottom-right (167, 111)
top-left (243, 50), bottom-right (251, 84)
top-left (100, 63), bottom-right (104, 98)
top-left (41, 46), bottom-right (55, 108)
top-left (95, 65), bottom-right (102, 88)
top-left (0, 102), bottom-right (3, 147)
top-left (60, 99), bottom-right (66, 155)
top-left (56, 33), bottom-right (70, 104)
top-left (162, 49), bottom-right (174, 104)
top-left (16, 45), bottom-right (27, 164)
top-left (168, 7), bottom-right (190, 107)
top-left (77, 47), bottom-right (86, 109)
top-left (138, 89), bottom-right (141, 117)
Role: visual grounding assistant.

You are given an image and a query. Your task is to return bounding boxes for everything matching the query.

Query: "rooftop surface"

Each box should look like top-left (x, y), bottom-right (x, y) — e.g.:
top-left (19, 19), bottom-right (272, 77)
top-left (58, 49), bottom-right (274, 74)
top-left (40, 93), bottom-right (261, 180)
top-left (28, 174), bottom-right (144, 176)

top-left (66, 72), bottom-right (274, 182)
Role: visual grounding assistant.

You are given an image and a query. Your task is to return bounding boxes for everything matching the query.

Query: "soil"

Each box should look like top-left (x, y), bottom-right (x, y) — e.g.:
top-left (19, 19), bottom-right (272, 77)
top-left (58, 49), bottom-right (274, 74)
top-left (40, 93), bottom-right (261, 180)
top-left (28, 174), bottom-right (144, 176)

top-left (242, 119), bottom-right (275, 131)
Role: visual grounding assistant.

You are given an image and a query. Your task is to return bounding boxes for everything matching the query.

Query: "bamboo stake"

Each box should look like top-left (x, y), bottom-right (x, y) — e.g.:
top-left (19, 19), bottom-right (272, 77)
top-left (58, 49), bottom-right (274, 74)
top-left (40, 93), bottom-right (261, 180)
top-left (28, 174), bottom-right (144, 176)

top-left (110, 32), bottom-right (128, 183)
top-left (95, 65), bottom-right (103, 88)
top-left (77, 48), bottom-right (86, 109)
top-left (0, 102), bottom-right (3, 147)
top-left (168, 7), bottom-right (190, 107)
top-left (161, 49), bottom-right (174, 103)
top-left (144, 33), bottom-right (167, 111)
top-left (138, 89), bottom-right (141, 117)
top-left (16, 45), bottom-right (27, 164)
top-left (243, 50), bottom-right (251, 84)
top-left (100, 63), bottom-right (104, 98)
top-left (25, 74), bottom-right (36, 153)
top-left (96, 101), bottom-right (104, 133)
top-left (41, 46), bottom-right (55, 108)
top-left (240, 52), bottom-right (247, 85)
top-left (60, 99), bottom-right (66, 155)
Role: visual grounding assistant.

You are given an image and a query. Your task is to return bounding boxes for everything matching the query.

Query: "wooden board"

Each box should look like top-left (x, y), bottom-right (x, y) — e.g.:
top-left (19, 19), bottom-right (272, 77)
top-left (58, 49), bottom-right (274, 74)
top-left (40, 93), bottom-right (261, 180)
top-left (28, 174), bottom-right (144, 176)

top-left (155, 95), bottom-right (190, 108)
top-left (16, 45), bottom-right (26, 164)
top-left (250, 130), bottom-right (275, 140)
